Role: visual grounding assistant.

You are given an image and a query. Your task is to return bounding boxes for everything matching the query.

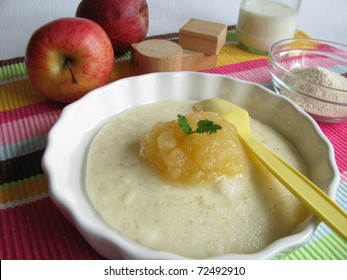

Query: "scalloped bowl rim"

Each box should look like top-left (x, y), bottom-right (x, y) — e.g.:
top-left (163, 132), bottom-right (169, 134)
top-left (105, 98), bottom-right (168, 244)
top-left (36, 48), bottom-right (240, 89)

top-left (42, 72), bottom-right (340, 260)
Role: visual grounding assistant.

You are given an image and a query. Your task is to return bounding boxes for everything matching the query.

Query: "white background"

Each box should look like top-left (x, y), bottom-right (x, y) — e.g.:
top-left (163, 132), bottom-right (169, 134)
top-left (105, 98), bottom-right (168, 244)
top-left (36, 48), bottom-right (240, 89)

top-left (2, 260), bottom-right (346, 280)
top-left (0, 0), bottom-right (347, 60)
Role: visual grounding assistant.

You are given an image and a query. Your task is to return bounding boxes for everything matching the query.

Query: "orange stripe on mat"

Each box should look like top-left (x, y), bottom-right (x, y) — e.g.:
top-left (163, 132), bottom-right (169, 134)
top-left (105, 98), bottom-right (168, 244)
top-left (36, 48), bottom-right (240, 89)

top-left (0, 175), bottom-right (48, 204)
top-left (0, 79), bottom-right (47, 111)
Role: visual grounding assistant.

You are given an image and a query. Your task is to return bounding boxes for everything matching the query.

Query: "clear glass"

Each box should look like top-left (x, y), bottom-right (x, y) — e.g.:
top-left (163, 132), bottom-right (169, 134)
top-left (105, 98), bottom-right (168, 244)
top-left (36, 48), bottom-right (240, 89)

top-left (236, 0), bottom-right (302, 54)
top-left (268, 38), bottom-right (347, 122)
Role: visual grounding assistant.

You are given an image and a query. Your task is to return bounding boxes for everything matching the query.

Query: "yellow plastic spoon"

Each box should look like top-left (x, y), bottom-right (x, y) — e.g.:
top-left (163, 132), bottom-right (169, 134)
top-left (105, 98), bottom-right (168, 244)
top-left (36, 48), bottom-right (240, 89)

top-left (194, 98), bottom-right (347, 240)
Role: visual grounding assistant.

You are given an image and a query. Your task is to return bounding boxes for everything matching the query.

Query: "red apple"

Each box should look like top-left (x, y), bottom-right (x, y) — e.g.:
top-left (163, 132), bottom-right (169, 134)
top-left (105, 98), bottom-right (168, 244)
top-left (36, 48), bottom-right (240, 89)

top-left (76, 0), bottom-right (149, 52)
top-left (25, 17), bottom-right (114, 103)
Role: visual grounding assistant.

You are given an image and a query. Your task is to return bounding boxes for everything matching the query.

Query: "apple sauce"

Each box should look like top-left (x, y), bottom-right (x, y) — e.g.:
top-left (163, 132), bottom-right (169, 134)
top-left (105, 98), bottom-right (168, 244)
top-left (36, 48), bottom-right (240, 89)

top-left (140, 111), bottom-right (244, 184)
top-left (85, 100), bottom-right (309, 258)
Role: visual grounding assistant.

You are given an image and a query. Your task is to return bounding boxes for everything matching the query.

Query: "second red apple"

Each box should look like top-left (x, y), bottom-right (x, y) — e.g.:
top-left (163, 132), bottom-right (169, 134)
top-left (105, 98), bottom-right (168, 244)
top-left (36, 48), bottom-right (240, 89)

top-left (76, 0), bottom-right (149, 52)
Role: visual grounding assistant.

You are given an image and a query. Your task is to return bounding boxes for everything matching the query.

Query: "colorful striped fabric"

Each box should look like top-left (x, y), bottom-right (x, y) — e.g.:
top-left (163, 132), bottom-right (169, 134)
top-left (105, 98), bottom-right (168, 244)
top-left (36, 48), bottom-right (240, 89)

top-left (0, 29), bottom-right (346, 259)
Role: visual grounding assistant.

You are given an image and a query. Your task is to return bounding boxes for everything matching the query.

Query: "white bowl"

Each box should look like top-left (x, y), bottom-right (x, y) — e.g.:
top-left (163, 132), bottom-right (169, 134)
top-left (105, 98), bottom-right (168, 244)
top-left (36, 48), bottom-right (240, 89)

top-left (42, 72), bottom-right (339, 259)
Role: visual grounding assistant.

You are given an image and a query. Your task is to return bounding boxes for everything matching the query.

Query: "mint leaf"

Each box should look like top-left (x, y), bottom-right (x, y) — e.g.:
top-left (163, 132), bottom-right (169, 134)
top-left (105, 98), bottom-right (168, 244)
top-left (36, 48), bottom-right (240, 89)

top-left (196, 119), bottom-right (222, 134)
top-left (177, 114), bottom-right (193, 134)
top-left (177, 114), bottom-right (222, 135)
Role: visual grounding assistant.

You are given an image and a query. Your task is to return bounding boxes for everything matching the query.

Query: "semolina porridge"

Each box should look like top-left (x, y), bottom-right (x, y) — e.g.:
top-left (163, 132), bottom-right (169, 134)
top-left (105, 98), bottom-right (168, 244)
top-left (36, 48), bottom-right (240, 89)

top-left (85, 100), bottom-right (309, 258)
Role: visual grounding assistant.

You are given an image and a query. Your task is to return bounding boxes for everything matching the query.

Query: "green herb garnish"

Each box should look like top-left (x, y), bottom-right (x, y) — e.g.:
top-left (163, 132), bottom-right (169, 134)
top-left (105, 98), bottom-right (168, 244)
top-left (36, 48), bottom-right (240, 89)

top-left (177, 114), bottom-right (222, 134)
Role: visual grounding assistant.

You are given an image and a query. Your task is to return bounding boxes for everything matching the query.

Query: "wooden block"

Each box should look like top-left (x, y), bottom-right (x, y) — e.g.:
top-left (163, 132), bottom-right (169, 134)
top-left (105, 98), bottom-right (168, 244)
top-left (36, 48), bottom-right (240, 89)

top-left (181, 49), bottom-right (217, 71)
top-left (179, 18), bottom-right (227, 55)
top-left (132, 39), bottom-right (183, 74)
top-left (130, 43), bottom-right (138, 66)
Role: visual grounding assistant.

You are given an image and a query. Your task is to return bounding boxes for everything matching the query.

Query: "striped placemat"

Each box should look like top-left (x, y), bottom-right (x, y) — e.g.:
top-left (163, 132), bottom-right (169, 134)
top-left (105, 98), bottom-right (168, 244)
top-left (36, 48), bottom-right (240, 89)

top-left (1, 29), bottom-right (346, 260)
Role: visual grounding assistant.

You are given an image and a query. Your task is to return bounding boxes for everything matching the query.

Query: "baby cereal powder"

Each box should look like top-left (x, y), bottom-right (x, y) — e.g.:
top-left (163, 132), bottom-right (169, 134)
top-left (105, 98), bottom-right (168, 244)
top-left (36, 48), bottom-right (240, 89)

top-left (283, 66), bottom-right (347, 119)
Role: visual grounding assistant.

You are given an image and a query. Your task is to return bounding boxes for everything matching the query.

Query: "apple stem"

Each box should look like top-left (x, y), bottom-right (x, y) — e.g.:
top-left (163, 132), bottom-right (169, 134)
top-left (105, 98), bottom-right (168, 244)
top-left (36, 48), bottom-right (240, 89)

top-left (140, 4), bottom-right (148, 13)
top-left (66, 58), bottom-right (78, 84)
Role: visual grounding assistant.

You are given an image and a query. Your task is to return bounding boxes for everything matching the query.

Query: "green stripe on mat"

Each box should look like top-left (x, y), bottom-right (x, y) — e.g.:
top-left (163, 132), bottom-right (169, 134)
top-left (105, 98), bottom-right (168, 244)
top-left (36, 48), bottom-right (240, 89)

top-left (0, 173), bottom-right (47, 191)
top-left (284, 231), bottom-right (347, 260)
top-left (0, 62), bottom-right (27, 80)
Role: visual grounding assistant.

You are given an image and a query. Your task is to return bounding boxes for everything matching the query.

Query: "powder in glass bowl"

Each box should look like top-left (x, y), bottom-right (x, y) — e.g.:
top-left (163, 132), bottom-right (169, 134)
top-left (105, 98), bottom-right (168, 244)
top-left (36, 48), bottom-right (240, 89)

top-left (282, 66), bottom-right (347, 121)
top-left (292, 66), bottom-right (347, 90)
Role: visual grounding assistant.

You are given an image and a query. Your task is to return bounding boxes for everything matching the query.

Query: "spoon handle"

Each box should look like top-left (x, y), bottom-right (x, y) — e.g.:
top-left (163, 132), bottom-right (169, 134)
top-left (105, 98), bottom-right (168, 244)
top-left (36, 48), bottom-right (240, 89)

top-left (239, 132), bottom-right (347, 240)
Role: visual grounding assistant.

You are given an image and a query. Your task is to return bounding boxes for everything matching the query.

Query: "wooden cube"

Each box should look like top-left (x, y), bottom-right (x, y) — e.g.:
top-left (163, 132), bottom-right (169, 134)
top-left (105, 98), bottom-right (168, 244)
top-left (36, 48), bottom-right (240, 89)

top-left (179, 18), bottom-right (227, 55)
top-left (181, 49), bottom-right (217, 71)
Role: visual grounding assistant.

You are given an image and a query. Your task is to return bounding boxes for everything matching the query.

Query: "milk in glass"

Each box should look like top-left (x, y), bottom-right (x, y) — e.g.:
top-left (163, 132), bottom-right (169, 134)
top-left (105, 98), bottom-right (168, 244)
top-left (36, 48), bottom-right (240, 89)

top-left (236, 0), bottom-right (301, 53)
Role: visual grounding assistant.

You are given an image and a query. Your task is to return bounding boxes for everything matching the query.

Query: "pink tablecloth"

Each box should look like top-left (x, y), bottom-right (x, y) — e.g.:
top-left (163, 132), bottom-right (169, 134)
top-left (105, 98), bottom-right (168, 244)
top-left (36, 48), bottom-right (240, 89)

top-left (1, 30), bottom-right (346, 259)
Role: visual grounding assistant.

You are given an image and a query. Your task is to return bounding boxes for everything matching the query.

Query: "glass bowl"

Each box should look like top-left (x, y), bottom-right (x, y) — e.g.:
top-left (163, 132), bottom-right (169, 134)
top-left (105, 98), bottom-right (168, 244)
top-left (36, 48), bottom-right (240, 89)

top-left (268, 38), bottom-right (347, 122)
